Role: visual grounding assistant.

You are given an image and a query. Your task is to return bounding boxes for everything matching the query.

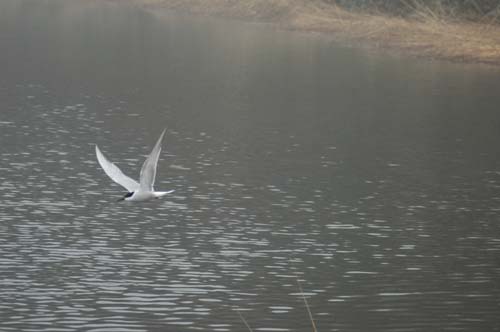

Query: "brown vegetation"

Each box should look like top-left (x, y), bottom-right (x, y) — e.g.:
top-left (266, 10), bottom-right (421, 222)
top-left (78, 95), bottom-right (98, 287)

top-left (111, 0), bottom-right (500, 65)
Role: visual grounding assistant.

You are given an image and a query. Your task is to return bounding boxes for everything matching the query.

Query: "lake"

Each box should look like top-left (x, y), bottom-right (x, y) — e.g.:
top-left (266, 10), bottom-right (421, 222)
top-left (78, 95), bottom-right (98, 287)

top-left (0, 0), bottom-right (499, 331)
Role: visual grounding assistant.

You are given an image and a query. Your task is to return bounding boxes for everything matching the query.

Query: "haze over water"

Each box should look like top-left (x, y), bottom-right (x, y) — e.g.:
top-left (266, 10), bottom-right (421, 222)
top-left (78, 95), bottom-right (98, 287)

top-left (1, 0), bottom-right (499, 331)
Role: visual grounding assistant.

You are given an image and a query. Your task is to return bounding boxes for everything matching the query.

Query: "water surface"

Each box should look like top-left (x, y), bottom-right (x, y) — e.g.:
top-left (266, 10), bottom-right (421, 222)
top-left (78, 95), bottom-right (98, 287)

top-left (1, 1), bottom-right (500, 331)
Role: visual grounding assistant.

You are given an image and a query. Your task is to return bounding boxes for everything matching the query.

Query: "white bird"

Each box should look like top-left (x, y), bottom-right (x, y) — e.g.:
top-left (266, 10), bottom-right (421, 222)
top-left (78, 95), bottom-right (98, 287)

top-left (95, 129), bottom-right (174, 201)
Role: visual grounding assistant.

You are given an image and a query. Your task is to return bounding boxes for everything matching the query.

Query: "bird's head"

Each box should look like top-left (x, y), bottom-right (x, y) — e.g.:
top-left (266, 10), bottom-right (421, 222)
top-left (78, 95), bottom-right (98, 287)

top-left (118, 191), bottom-right (134, 201)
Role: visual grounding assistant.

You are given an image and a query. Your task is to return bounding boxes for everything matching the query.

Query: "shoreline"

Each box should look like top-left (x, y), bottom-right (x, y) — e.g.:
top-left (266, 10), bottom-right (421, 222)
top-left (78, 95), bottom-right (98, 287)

top-left (108, 0), bottom-right (500, 66)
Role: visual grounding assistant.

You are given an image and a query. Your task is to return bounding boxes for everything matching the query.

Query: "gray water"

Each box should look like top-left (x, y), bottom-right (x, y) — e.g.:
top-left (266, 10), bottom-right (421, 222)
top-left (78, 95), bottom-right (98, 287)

top-left (1, 1), bottom-right (500, 331)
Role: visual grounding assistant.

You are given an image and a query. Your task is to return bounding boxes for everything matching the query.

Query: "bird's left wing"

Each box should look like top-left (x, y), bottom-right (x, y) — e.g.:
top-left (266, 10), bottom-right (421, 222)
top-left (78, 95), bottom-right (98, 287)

top-left (95, 145), bottom-right (140, 192)
top-left (139, 129), bottom-right (166, 192)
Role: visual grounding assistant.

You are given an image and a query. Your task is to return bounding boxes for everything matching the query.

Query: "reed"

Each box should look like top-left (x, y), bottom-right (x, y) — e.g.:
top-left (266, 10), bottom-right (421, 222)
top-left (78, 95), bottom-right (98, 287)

top-left (237, 310), bottom-right (254, 332)
top-left (297, 279), bottom-right (318, 332)
top-left (236, 280), bottom-right (318, 332)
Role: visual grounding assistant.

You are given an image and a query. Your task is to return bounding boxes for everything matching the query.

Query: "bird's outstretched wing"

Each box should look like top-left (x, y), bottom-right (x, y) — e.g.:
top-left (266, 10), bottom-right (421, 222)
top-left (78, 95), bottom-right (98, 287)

top-left (95, 145), bottom-right (140, 192)
top-left (139, 129), bottom-right (166, 192)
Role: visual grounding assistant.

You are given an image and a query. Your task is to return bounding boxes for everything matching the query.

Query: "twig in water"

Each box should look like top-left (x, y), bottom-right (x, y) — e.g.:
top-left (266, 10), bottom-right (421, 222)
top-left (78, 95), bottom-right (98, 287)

top-left (297, 279), bottom-right (318, 332)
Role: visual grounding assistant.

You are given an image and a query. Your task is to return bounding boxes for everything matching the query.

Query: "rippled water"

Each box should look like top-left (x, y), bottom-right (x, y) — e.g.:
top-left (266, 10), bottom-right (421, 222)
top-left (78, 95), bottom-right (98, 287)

top-left (1, 0), bottom-right (500, 331)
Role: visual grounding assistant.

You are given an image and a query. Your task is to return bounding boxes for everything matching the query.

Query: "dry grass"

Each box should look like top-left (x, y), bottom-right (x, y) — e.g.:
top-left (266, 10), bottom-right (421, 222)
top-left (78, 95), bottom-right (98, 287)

top-left (286, 0), bottom-right (500, 65)
top-left (108, 0), bottom-right (500, 65)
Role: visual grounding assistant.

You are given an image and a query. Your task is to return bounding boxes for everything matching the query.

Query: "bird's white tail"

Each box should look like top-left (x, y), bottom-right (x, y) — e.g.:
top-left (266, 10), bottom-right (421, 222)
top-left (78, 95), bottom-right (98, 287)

top-left (154, 190), bottom-right (175, 198)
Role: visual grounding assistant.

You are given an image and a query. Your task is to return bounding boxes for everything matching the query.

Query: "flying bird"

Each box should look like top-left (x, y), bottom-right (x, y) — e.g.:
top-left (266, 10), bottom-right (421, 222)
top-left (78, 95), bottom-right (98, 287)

top-left (95, 129), bottom-right (174, 201)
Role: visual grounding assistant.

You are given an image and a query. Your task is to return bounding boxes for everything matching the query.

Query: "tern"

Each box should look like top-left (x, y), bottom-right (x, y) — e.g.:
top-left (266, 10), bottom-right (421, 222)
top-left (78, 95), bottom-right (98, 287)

top-left (95, 129), bottom-right (174, 201)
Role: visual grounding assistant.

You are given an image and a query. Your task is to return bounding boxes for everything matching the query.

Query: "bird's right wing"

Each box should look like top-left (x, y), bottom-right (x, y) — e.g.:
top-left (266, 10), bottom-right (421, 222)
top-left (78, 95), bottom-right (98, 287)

top-left (95, 145), bottom-right (140, 192)
top-left (139, 129), bottom-right (166, 192)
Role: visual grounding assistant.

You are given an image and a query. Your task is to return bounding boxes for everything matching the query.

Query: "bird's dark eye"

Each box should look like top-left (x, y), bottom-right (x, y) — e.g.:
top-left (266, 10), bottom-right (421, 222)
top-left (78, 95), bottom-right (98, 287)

top-left (124, 192), bottom-right (134, 198)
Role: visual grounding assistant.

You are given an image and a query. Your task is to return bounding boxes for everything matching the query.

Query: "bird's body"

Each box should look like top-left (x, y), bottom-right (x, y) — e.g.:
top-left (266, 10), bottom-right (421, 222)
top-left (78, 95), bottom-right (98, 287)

top-left (95, 129), bottom-right (174, 202)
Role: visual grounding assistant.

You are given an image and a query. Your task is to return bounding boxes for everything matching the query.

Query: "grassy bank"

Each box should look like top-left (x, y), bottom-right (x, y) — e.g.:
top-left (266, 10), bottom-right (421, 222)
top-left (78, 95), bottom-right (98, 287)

top-left (114, 0), bottom-right (500, 65)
